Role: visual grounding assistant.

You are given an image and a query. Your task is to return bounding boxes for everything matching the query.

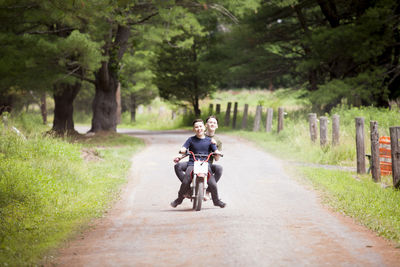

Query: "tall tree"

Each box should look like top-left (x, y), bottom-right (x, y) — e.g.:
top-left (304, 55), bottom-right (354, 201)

top-left (120, 48), bottom-right (158, 122)
top-left (0, 0), bottom-right (103, 135)
top-left (216, 0), bottom-right (400, 110)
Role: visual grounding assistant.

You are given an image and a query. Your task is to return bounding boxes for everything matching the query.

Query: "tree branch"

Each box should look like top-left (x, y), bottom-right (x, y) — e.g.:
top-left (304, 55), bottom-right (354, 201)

top-left (26, 27), bottom-right (75, 35)
top-left (127, 12), bottom-right (159, 25)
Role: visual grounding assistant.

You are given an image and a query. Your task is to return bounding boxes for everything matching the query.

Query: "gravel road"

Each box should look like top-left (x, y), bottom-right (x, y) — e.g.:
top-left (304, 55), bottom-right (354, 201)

top-left (52, 129), bottom-right (400, 266)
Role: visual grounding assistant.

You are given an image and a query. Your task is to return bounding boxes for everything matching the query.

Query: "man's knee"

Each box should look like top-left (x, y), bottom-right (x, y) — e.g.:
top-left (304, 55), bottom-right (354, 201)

top-left (214, 165), bottom-right (223, 175)
top-left (175, 162), bottom-right (188, 182)
top-left (174, 163), bottom-right (179, 171)
top-left (207, 177), bottom-right (217, 187)
top-left (175, 162), bottom-right (186, 172)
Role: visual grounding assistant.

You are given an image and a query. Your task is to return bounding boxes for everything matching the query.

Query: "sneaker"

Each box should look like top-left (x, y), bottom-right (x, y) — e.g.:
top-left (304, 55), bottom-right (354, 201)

top-left (204, 191), bottom-right (211, 201)
top-left (170, 198), bottom-right (183, 208)
top-left (214, 200), bottom-right (226, 208)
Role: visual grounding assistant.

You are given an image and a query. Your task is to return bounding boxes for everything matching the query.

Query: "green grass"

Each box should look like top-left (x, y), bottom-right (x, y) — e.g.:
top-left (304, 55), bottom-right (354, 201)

top-left (299, 167), bottom-right (400, 243)
top-left (119, 110), bottom-right (188, 130)
top-left (0, 115), bottom-right (144, 266)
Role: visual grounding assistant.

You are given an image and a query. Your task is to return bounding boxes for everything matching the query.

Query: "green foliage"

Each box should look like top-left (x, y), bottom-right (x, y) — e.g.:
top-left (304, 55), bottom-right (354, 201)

top-left (214, 0), bottom-right (400, 109)
top-left (330, 105), bottom-right (400, 137)
top-left (0, 1), bottom-right (104, 92)
top-left (154, 34), bottom-right (217, 114)
top-left (57, 30), bottom-right (104, 74)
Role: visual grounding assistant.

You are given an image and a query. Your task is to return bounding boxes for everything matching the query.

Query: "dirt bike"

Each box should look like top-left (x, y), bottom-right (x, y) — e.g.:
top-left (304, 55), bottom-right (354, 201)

top-left (184, 151), bottom-right (222, 211)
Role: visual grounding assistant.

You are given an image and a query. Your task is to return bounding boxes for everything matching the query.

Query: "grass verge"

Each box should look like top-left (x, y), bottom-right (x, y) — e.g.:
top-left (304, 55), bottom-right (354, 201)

top-left (298, 167), bottom-right (400, 244)
top-left (0, 125), bottom-right (144, 266)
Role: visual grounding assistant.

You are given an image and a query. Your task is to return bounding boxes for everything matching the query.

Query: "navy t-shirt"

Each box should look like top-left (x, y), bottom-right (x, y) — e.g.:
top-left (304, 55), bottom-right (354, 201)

top-left (183, 136), bottom-right (217, 165)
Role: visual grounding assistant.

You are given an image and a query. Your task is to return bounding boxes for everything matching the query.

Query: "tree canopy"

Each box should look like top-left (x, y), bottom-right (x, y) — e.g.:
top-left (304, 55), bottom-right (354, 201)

top-left (1, 0), bottom-right (399, 128)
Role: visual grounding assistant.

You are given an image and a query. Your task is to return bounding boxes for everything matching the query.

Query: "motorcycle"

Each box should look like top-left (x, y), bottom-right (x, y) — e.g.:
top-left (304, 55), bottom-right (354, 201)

top-left (184, 151), bottom-right (222, 211)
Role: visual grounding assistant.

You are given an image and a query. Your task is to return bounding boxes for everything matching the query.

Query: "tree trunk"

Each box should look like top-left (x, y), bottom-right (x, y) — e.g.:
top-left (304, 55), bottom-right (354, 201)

top-left (316, 0), bottom-right (340, 28)
top-left (40, 92), bottom-right (47, 125)
top-left (192, 42), bottom-right (201, 117)
top-left (52, 82), bottom-right (81, 135)
top-left (0, 93), bottom-right (13, 115)
top-left (89, 25), bottom-right (131, 132)
top-left (192, 94), bottom-right (201, 116)
top-left (90, 62), bottom-right (119, 132)
top-left (130, 93), bottom-right (137, 122)
top-left (116, 82), bottom-right (121, 124)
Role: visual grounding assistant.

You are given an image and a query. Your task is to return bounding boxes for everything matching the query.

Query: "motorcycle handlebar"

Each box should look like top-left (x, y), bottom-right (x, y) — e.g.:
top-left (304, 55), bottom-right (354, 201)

top-left (182, 151), bottom-right (223, 162)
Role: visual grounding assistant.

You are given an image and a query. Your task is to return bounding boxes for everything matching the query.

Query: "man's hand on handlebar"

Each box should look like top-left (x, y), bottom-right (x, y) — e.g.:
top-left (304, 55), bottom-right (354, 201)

top-left (174, 147), bottom-right (188, 163)
top-left (213, 150), bottom-right (223, 161)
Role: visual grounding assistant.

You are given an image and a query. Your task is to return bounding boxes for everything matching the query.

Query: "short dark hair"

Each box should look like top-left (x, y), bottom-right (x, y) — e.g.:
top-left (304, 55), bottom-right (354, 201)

top-left (192, 119), bottom-right (204, 126)
top-left (206, 115), bottom-right (218, 124)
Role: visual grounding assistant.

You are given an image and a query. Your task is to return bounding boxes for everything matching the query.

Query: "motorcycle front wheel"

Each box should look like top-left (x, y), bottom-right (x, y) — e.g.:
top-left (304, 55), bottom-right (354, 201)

top-left (194, 180), bottom-right (204, 211)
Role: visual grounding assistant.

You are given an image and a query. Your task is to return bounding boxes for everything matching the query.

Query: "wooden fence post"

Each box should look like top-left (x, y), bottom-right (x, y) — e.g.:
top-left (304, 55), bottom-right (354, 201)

top-left (224, 102), bottom-right (231, 127)
top-left (320, 116), bottom-right (328, 146)
top-left (389, 126), bottom-right (400, 188)
top-left (308, 113), bottom-right (317, 142)
top-left (332, 114), bottom-right (340, 146)
top-left (356, 117), bottom-right (366, 174)
top-left (253, 105), bottom-right (262, 132)
top-left (277, 107), bottom-right (284, 133)
top-left (232, 102), bottom-right (238, 129)
top-left (209, 104), bottom-right (214, 115)
top-left (241, 104), bottom-right (249, 130)
top-left (216, 104), bottom-right (221, 114)
top-left (370, 121), bottom-right (381, 182)
top-left (265, 108), bottom-right (273, 132)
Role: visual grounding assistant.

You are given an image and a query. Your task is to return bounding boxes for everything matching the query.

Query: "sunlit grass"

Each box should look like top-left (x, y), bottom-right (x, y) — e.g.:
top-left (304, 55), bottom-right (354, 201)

top-left (0, 115), bottom-right (144, 266)
top-left (299, 167), bottom-right (400, 244)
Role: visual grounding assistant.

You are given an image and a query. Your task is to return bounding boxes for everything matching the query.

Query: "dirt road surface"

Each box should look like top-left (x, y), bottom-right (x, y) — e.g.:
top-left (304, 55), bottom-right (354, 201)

top-left (53, 130), bottom-right (400, 266)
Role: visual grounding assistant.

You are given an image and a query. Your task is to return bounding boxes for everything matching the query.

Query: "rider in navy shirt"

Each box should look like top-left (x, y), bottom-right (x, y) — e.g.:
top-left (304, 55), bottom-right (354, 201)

top-left (170, 119), bottom-right (226, 208)
top-left (182, 136), bottom-right (217, 165)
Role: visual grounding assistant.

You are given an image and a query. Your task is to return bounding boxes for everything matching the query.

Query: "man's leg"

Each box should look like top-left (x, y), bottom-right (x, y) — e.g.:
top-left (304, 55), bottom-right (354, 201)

top-left (207, 170), bottom-right (226, 208)
top-left (171, 166), bottom-right (193, 208)
top-left (211, 164), bottom-right (223, 183)
top-left (206, 164), bottom-right (222, 198)
top-left (174, 161), bottom-right (188, 182)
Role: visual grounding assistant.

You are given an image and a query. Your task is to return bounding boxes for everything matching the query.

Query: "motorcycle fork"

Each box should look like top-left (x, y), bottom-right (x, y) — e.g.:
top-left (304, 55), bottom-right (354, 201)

top-left (191, 174), bottom-right (208, 197)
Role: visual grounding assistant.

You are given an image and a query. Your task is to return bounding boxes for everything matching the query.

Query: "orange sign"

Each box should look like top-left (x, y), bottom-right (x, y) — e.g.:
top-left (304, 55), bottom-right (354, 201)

top-left (379, 136), bottom-right (392, 176)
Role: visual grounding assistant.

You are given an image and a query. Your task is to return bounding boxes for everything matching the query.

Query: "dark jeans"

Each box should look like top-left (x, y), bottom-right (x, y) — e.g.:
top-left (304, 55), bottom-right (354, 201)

top-left (174, 161), bottom-right (223, 183)
top-left (177, 165), bottom-right (220, 204)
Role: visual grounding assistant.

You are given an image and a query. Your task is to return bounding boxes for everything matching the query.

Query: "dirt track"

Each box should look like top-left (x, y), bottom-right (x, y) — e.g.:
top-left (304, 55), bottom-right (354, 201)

top-left (52, 130), bottom-right (400, 266)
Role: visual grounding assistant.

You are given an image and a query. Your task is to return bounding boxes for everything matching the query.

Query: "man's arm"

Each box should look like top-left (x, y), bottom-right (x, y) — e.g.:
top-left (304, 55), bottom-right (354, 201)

top-left (173, 148), bottom-right (188, 163)
top-left (173, 137), bottom-right (190, 163)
